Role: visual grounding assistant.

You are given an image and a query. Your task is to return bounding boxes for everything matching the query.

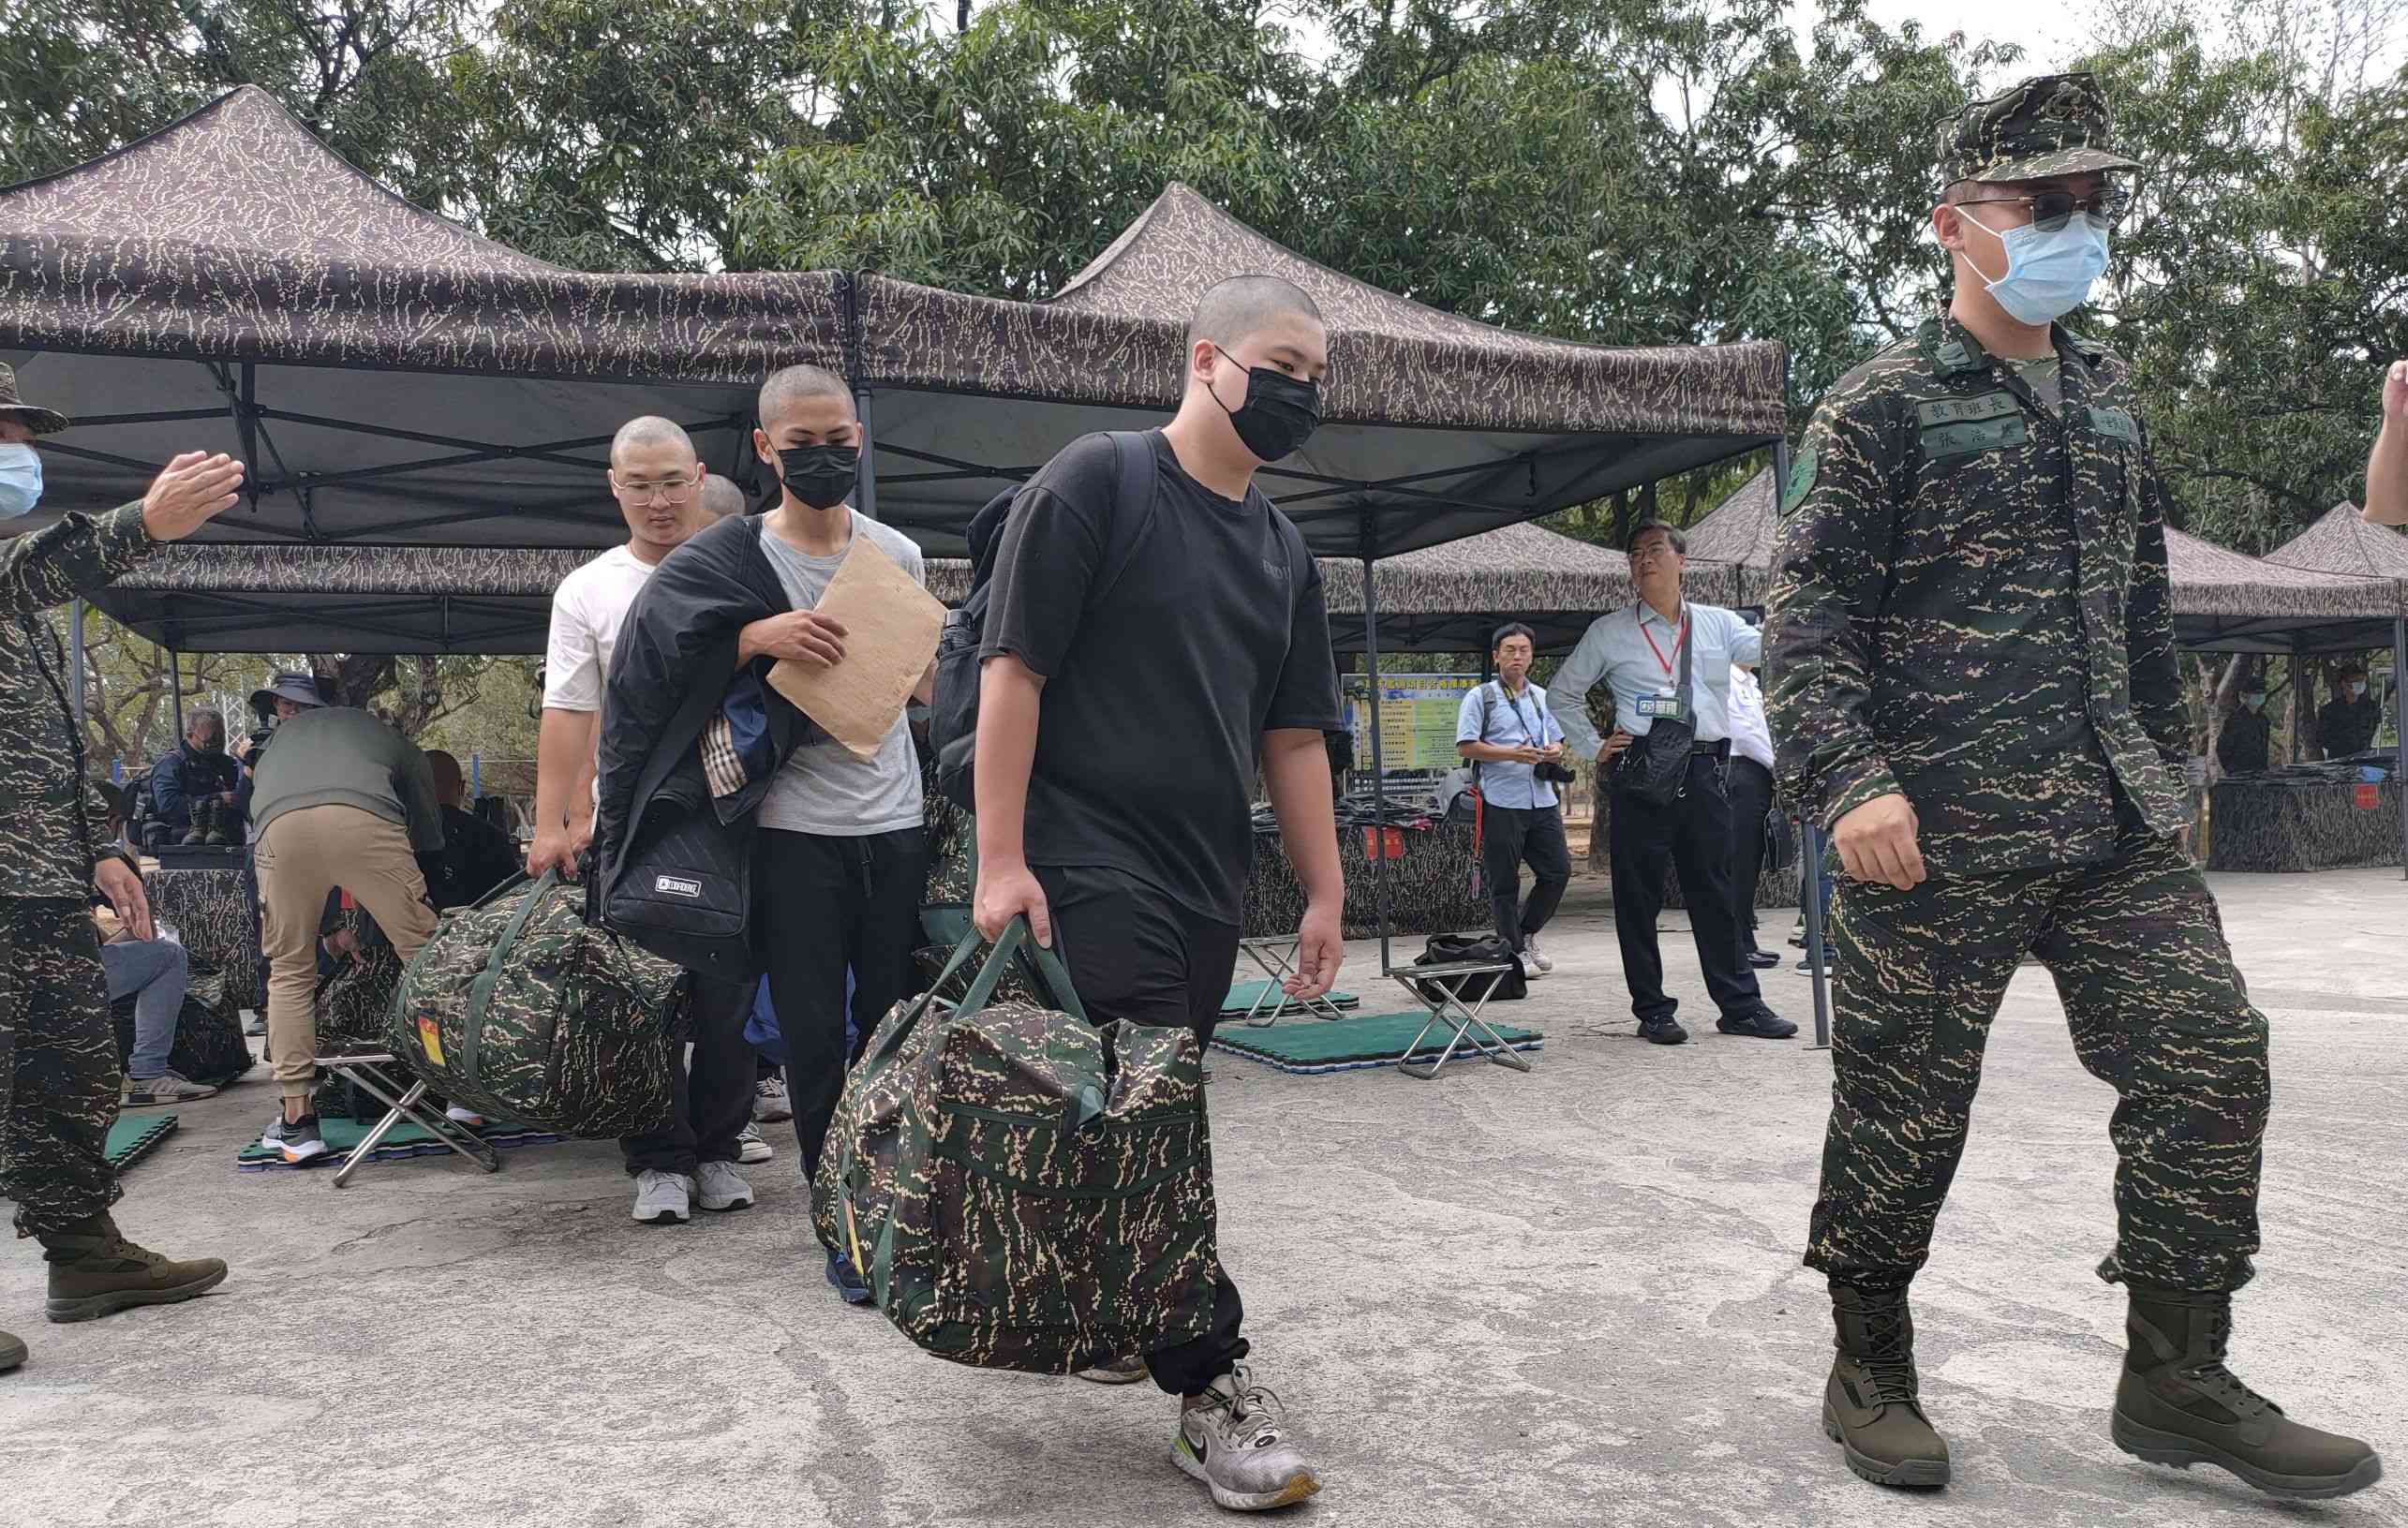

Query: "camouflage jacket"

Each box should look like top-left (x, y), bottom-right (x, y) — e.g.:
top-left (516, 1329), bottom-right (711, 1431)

top-left (2, 502), bottom-right (155, 898)
top-left (1763, 315), bottom-right (2189, 877)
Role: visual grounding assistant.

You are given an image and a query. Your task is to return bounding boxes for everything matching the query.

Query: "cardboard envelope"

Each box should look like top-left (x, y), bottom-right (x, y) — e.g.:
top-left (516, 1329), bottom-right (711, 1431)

top-left (766, 537), bottom-right (945, 760)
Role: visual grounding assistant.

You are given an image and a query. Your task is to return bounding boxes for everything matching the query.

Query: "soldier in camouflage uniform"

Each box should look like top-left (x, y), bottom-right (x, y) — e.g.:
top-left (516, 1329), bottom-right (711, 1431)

top-left (0, 364), bottom-right (244, 1373)
top-left (1764, 77), bottom-right (2380, 1499)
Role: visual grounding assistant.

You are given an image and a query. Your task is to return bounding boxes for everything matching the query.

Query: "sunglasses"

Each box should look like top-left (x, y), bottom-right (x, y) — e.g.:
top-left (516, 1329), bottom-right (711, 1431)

top-left (1955, 186), bottom-right (2133, 232)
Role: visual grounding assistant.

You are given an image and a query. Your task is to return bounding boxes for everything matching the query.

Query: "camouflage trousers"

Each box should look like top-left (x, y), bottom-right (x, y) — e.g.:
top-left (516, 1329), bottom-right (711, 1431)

top-left (1807, 833), bottom-right (2267, 1295)
top-left (0, 898), bottom-right (124, 1238)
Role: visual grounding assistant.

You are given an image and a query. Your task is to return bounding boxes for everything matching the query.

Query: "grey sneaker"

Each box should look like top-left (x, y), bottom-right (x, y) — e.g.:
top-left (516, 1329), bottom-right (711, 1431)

top-left (1523, 933), bottom-right (1553, 974)
top-left (632, 1169), bottom-right (691, 1224)
top-left (752, 1073), bottom-right (793, 1123)
top-left (694, 1160), bottom-right (755, 1212)
top-left (122, 1070), bottom-right (218, 1106)
top-left (1173, 1365), bottom-right (1323, 1511)
top-left (1077, 1355), bottom-right (1151, 1385)
top-left (736, 1123), bottom-right (775, 1165)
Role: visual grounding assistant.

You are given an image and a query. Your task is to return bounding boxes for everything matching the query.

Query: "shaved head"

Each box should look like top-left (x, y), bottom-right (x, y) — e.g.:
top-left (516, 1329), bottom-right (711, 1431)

top-left (1187, 274), bottom-right (1325, 353)
top-left (759, 365), bottom-right (855, 432)
top-left (699, 474), bottom-right (747, 519)
top-left (609, 416), bottom-right (696, 468)
top-left (425, 749), bottom-right (465, 807)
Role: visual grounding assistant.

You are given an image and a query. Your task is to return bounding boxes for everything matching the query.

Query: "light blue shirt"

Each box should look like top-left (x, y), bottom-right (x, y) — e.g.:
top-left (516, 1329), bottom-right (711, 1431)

top-left (1553, 600), bottom-right (1763, 761)
top-left (1454, 680), bottom-right (1566, 809)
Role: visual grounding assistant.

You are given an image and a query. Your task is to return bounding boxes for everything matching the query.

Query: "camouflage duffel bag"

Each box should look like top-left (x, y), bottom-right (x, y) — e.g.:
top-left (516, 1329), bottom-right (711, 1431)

top-left (110, 957), bottom-right (255, 1087)
top-left (388, 869), bottom-right (688, 1137)
top-left (815, 918), bottom-right (1218, 1374)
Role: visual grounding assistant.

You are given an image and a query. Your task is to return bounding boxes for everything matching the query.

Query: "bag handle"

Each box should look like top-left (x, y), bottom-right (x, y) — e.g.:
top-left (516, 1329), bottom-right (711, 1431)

top-left (869, 914), bottom-right (1087, 1068)
top-left (460, 868), bottom-right (559, 1085)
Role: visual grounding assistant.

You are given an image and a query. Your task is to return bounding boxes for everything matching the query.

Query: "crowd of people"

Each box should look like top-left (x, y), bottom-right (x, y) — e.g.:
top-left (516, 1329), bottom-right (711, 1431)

top-left (2, 67), bottom-right (2401, 1513)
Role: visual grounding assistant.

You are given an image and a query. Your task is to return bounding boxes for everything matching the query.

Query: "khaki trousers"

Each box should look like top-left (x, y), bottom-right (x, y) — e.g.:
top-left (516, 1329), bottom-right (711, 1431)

top-left (255, 805), bottom-right (438, 1100)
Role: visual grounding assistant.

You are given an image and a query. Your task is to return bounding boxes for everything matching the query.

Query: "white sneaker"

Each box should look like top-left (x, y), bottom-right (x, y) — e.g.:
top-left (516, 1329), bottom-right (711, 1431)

top-left (1522, 933), bottom-right (1553, 975)
top-left (1172, 1365), bottom-right (1322, 1511)
top-left (736, 1122), bottom-right (775, 1165)
top-left (752, 1073), bottom-right (793, 1123)
top-left (695, 1160), bottom-right (755, 1212)
top-left (632, 1169), bottom-right (691, 1224)
top-left (445, 1104), bottom-right (486, 1129)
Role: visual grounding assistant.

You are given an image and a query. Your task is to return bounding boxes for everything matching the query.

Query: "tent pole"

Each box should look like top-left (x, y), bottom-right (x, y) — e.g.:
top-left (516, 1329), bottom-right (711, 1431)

top-left (69, 599), bottom-right (87, 727)
top-left (169, 648), bottom-right (185, 741)
top-left (854, 387), bottom-right (880, 521)
top-left (2395, 616), bottom-right (2406, 880)
top-left (1363, 555), bottom-right (1392, 977)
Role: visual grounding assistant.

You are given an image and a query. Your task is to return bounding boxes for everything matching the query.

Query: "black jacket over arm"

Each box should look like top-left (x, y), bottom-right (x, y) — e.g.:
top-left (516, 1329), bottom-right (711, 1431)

top-left (593, 515), bottom-right (805, 888)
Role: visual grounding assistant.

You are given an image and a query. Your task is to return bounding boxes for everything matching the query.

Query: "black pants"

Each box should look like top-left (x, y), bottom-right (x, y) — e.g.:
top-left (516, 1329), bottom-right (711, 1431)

top-left (1036, 863), bottom-right (1247, 1397)
top-left (756, 825), bottom-right (928, 1182)
top-left (620, 972), bottom-right (756, 1176)
top-left (1481, 803), bottom-right (1571, 954)
top-left (1726, 758), bottom-right (1775, 954)
top-left (1608, 753), bottom-right (1770, 1026)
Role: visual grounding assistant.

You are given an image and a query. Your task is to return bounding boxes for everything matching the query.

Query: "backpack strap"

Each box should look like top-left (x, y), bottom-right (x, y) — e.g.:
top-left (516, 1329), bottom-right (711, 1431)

top-left (1093, 431), bottom-right (1161, 605)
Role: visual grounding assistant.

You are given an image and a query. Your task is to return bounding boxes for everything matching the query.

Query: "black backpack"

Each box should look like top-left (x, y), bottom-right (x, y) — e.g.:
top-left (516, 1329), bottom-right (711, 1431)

top-left (929, 432), bottom-right (1161, 812)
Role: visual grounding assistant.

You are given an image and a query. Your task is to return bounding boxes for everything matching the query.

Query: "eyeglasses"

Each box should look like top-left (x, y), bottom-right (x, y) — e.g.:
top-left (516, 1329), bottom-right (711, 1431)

top-left (610, 468), bottom-right (700, 504)
top-left (1955, 186), bottom-right (2133, 232)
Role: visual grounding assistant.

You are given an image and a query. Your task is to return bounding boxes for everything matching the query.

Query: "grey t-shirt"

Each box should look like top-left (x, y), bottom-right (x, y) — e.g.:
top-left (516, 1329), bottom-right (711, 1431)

top-left (753, 510), bottom-right (927, 837)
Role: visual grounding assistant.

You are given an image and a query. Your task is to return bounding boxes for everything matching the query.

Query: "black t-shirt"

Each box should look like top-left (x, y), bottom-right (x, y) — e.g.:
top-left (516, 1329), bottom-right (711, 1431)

top-left (981, 431), bottom-right (1344, 925)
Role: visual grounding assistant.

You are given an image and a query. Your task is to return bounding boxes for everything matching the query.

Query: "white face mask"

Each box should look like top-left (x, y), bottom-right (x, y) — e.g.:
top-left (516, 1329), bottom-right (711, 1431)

top-left (0, 442), bottom-right (41, 520)
top-left (2348, 682), bottom-right (2368, 700)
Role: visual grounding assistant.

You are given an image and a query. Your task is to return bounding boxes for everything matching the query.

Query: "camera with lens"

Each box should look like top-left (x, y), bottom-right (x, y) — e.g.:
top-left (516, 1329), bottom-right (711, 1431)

top-left (1535, 760), bottom-right (1578, 787)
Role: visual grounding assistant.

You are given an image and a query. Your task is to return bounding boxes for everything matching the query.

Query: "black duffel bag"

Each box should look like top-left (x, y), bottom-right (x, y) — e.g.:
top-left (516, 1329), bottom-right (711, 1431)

top-left (1413, 933), bottom-right (1528, 1003)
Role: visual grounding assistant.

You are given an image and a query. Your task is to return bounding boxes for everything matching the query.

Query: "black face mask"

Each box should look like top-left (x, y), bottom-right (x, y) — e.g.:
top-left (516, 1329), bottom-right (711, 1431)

top-left (194, 737), bottom-right (225, 756)
top-left (776, 443), bottom-right (858, 511)
top-left (1211, 348), bottom-right (1321, 463)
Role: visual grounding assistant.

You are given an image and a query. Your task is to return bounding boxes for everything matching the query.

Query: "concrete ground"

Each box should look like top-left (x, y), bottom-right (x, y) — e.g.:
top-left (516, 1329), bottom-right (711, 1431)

top-left (5, 867), bottom-right (2404, 1528)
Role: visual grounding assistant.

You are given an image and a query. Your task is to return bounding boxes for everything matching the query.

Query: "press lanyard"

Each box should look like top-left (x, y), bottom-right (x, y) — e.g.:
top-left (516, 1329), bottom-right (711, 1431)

top-left (1641, 608), bottom-right (1688, 679)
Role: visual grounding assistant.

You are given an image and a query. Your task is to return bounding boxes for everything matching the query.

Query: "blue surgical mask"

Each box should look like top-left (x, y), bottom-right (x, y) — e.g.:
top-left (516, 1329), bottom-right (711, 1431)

top-left (1962, 210), bottom-right (2109, 327)
top-left (2243, 693), bottom-right (2266, 711)
top-left (0, 443), bottom-right (40, 520)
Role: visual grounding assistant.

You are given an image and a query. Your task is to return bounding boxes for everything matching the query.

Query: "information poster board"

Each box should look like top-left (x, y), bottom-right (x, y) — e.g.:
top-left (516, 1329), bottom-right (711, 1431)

top-left (1342, 674), bottom-right (1481, 773)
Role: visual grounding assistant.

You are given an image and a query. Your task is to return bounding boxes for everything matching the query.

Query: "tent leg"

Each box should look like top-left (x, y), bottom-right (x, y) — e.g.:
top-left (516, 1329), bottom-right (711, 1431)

top-left (853, 386), bottom-right (879, 521)
top-left (1799, 819), bottom-right (1831, 1050)
top-left (1363, 556), bottom-right (1392, 977)
top-left (170, 649), bottom-right (184, 741)
top-left (2396, 616), bottom-right (2406, 879)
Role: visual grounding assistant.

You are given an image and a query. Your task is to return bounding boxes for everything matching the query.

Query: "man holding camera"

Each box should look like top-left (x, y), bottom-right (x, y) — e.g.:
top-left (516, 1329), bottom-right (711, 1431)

top-left (1554, 522), bottom-right (1795, 1045)
top-left (1454, 624), bottom-right (1573, 973)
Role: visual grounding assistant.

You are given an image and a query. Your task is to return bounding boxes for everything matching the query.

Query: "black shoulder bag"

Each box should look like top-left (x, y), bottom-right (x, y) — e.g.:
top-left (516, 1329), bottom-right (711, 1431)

top-left (1614, 608), bottom-right (1695, 809)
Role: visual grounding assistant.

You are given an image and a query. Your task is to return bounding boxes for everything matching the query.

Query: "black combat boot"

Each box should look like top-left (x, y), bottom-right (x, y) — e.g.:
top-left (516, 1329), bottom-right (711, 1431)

top-left (2113, 1285), bottom-right (2381, 1499)
top-left (1823, 1283), bottom-right (1950, 1488)
top-left (37, 1213), bottom-right (227, 1324)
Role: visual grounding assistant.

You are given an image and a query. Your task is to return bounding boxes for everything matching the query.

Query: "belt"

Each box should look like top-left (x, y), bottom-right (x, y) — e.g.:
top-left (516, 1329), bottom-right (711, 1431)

top-left (1690, 739), bottom-right (1730, 758)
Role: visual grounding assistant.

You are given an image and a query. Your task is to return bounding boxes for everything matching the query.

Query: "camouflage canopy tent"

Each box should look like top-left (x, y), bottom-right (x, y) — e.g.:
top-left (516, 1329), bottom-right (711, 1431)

top-left (850, 183), bottom-right (1787, 559)
top-left (3, 92), bottom-right (1785, 564)
top-left (0, 88), bottom-right (843, 549)
top-left (91, 545), bottom-right (589, 654)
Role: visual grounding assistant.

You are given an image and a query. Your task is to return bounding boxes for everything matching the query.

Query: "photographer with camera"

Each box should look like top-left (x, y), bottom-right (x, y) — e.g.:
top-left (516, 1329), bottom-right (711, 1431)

top-left (1553, 522), bottom-right (1794, 1045)
top-left (1454, 624), bottom-right (1575, 975)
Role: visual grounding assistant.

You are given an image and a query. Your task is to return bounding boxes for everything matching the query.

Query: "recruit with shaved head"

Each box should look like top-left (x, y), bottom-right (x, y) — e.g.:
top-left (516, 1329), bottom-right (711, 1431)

top-left (971, 274), bottom-right (1345, 1511)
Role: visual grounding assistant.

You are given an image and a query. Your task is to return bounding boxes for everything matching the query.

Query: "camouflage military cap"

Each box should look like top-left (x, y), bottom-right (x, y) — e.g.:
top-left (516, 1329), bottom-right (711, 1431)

top-left (1939, 72), bottom-right (2142, 188)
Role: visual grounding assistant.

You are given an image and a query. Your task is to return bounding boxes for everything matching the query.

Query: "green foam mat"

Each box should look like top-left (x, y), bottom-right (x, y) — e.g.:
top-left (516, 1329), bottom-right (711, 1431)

top-left (236, 1114), bottom-right (564, 1172)
top-left (1210, 1011), bottom-right (1542, 1075)
top-left (1218, 980), bottom-right (1361, 1017)
top-left (106, 1113), bottom-right (179, 1171)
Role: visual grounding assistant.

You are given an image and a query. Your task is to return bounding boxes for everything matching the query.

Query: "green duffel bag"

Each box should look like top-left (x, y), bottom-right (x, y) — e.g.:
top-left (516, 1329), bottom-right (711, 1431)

top-left (815, 919), bottom-right (1218, 1374)
top-left (387, 870), bottom-right (688, 1137)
